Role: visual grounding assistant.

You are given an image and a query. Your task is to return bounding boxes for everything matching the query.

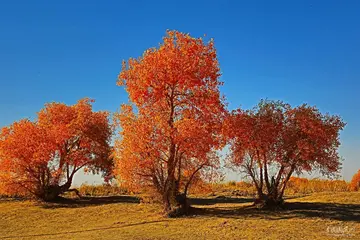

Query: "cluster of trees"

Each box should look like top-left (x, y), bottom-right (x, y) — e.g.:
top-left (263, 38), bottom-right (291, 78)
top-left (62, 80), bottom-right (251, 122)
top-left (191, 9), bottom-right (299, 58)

top-left (0, 31), bottom-right (347, 216)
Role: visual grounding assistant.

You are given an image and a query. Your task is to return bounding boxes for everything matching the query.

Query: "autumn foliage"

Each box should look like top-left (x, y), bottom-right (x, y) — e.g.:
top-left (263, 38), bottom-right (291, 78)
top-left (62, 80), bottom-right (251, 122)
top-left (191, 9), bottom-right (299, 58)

top-left (114, 30), bottom-right (226, 214)
top-left (0, 30), bottom-right (353, 219)
top-left (224, 100), bottom-right (345, 207)
top-left (0, 98), bottom-right (112, 201)
top-left (349, 169), bottom-right (360, 191)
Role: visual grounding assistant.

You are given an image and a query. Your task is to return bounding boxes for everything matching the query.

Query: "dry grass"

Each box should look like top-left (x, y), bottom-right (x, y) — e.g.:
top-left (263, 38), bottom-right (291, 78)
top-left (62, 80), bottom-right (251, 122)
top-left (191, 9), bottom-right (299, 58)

top-left (1, 192), bottom-right (359, 240)
top-left (196, 178), bottom-right (351, 198)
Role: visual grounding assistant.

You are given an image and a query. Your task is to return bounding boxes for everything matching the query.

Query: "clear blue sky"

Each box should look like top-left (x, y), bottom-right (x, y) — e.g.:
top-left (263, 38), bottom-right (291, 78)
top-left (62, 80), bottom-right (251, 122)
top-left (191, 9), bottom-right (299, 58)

top-left (0, 0), bottom-right (359, 184)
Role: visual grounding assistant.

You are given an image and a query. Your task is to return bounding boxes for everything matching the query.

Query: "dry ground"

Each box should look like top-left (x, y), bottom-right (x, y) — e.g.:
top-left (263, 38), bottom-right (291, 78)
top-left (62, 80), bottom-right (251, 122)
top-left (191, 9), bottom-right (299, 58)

top-left (0, 192), bottom-right (359, 240)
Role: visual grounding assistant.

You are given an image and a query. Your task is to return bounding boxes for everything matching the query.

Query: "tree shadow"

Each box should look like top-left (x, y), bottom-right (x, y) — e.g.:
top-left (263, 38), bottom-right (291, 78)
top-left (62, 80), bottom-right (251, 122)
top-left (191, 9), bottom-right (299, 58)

top-left (284, 202), bottom-right (360, 222)
top-left (41, 195), bottom-right (140, 209)
top-left (190, 201), bottom-right (360, 222)
top-left (188, 195), bottom-right (304, 206)
top-left (189, 196), bottom-right (253, 205)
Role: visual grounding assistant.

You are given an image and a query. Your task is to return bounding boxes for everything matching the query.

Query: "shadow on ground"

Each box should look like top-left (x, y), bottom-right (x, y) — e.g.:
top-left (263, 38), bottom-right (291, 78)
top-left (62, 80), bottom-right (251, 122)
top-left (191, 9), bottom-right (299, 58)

top-left (32, 195), bottom-right (360, 222)
top-left (189, 196), bottom-right (253, 205)
top-left (188, 194), bottom-right (303, 206)
top-left (190, 200), bottom-right (360, 222)
top-left (2, 195), bottom-right (359, 239)
top-left (41, 195), bottom-right (140, 209)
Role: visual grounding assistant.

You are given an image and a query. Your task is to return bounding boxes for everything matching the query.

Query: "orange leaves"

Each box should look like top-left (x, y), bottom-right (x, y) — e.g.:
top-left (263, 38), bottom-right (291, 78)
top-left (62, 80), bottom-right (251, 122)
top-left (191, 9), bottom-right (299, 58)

top-left (349, 169), bottom-right (360, 191)
top-left (226, 100), bottom-right (345, 174)
top-left (0, 119), bottom-right (55, 197)
top-left (114, 30), bottom-right (226, 198)
top-left (0, 98), bottom-right (113, 198)
top-left (118, 30), bottom-right (221, 109)
top-left (283, 104), bottom-right (345, 172)
top-left (224, 100), bottom-right (345, 201)
top-left (0, 119), bottom-right (54, 166)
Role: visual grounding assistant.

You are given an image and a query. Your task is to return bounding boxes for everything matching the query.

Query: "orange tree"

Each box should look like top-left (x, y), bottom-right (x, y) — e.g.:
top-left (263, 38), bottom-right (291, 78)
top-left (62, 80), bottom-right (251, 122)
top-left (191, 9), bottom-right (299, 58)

top-left (224, 100), bottom-right (345, 207)
top-left (0, 98), bottom-right (113, 201)
top-left (114, 30), bottom-right (226, 215)
top-left (350, 169), bottom-right (360, 191)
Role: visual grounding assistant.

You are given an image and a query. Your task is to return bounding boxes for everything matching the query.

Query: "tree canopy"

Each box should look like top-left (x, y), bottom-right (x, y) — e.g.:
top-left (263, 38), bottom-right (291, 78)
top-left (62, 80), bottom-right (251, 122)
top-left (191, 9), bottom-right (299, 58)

top-left (0, 98), bottom-right (113, 200)
top-left (224, 100), bottom-right (345, 206)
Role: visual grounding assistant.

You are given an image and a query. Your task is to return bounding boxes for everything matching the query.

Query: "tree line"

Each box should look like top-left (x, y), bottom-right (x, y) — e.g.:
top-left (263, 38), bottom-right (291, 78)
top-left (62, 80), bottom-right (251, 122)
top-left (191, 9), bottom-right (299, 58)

top-left (0, 31), bottom-right (347, 217)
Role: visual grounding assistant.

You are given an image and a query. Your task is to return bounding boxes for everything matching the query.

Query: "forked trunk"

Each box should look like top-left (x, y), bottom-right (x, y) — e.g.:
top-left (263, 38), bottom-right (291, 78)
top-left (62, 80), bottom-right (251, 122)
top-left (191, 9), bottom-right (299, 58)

top-left (37, 177), bottom-right (80, 202)
top-left (254, 177), bottom-right (287, 209)
top-left (254, 192), bottom-right (284, 209)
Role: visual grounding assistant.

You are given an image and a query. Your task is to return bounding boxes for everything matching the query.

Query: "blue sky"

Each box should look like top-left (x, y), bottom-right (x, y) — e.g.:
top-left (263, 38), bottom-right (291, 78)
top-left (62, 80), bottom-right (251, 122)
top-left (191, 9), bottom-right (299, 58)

top-left (0, 0), bottom-right (359, 184)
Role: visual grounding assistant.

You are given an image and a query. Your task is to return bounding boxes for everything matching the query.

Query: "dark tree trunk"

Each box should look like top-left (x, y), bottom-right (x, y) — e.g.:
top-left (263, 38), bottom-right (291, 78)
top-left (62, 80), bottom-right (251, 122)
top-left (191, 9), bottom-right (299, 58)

top-left (162, 176), bottom-right (177, 213)
top-left (254, 175), bottom-right (284, 209)
top-left (253, 164), bottom-right (296, 209)
top-left (166, 193), bottom-right (190, 218)
top-left (163, 179), bottom-right (191, 218)
top-left (254, 191), bottom-right (284, 209)
top-left (162, 192), bottom-right (172, 212)
top-left (37, 177), bottom-right (80, 202)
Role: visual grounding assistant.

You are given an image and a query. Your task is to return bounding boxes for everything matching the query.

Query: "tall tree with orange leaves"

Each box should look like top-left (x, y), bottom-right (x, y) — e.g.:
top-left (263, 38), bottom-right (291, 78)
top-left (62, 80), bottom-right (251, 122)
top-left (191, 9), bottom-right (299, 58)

top-left (114, 30), bottom-right (226, 215)
top-left (0, 98), bottom-right (113, 201)
top-left (224, 100), bottom-right (345, 207)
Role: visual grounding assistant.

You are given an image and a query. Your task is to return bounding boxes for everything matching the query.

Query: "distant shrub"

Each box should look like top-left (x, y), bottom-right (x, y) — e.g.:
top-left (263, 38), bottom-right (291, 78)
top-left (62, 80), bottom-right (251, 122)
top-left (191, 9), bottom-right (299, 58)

top-left (188, 179), bottom-right (213, 195)
top-left (286, 177), bottom-right (349, 195)
top-left (190, 178), bottom-right (350, 197)
top-left (191, 181), bottom-right (256, 197)
top-left (349, 170), bottom-right (360, 191)
top-left (72, 184), bottom-right (129, 197)
top-left (227, 181), bottom-right (237, 186)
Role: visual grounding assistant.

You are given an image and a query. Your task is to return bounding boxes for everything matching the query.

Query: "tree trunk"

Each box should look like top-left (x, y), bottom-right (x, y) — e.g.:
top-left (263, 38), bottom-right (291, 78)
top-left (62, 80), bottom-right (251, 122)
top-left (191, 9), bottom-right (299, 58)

top-left (162, 179), bottom-right (191, 218)
top-left (163, 191), bottom-right (172, 212)
top-left (253, 164), bottom-right (296, 209)
top-left (254, 176), bottom-right (283, 209)
top-left (38, 177), bottom-right (77, 202)
top-left (254, 191), bottom-right (283, 209)
top-left (162, 176), bottom-right (176, 213)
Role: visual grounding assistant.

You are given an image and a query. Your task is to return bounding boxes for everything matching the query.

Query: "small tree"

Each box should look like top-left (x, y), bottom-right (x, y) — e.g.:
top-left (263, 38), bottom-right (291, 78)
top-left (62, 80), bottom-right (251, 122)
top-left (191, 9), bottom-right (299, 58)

top-left (224, 100), bottom-right (345, 207)
top-left (350, 169), bottom-right (360, 191)
top-left (0, 98), bottom-right (113, 201)
top-left (114, 30), bottom-right (226, 216)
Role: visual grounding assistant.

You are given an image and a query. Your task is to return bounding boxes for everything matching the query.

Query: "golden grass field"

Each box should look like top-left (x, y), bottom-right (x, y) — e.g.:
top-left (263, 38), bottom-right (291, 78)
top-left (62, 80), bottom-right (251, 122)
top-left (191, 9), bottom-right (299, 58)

top-left (1, 192), bottom-right (359, 240)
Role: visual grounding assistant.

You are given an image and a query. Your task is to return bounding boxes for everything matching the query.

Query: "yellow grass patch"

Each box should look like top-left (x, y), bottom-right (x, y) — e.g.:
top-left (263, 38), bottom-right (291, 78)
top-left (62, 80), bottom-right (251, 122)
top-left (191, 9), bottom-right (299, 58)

top-left (1, 192), bottom-right (359, 240)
